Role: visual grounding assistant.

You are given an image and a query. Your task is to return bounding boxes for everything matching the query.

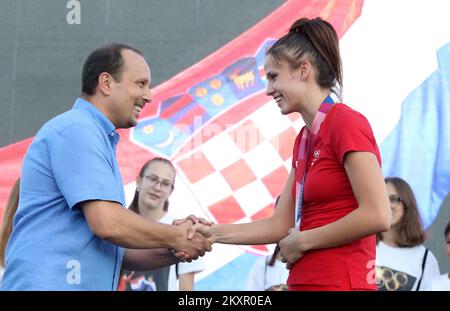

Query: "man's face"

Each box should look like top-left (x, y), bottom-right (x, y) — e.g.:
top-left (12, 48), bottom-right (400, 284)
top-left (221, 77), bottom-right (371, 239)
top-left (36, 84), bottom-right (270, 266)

top-left (109, 49), bottom-right (152, 129)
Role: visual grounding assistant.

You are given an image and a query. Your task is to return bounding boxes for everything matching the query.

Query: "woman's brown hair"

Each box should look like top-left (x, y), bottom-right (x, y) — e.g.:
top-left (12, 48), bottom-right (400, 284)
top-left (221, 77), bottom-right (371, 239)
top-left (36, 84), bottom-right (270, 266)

top-left (128, 158), bottom-right (175, 215)
top-left (267, 17), bottom-right (343, 99)
top-left (378, 177), bottom-right (426, 247)
top-left (0, 179), bottom-right (20, 267)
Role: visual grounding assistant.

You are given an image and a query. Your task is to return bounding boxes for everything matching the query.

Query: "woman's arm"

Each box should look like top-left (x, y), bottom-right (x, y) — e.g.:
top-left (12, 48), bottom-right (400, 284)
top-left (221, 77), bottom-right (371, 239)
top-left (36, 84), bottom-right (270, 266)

top-left (197, 170), bottom-right (296, 245)
top-left (178, 272), bottom-right (195, 291)
top-left (279, 152), bottom-right (391, 264)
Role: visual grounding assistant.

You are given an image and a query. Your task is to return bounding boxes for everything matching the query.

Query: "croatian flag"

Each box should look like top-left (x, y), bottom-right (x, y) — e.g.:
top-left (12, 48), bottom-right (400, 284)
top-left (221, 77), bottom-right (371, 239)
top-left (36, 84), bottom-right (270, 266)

top-left (0, 0), bottom-right (449, 290)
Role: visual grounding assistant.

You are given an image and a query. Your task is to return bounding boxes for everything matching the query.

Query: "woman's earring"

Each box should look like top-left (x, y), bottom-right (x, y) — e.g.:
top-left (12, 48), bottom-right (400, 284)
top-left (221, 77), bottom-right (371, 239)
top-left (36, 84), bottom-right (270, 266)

top-left (136, 188), bottom-right (140, 192)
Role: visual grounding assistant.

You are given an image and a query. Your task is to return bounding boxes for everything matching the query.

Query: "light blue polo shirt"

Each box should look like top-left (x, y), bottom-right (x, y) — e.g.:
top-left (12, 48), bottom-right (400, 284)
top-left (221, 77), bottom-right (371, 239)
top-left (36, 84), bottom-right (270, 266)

top-left (1, 98), bottom-right (126, 290)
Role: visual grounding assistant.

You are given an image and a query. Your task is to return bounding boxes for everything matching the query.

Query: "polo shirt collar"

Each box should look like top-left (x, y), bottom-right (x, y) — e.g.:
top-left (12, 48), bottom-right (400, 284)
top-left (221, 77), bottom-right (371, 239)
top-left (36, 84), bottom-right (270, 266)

top-left (73, 98), bottom-right (117, 137)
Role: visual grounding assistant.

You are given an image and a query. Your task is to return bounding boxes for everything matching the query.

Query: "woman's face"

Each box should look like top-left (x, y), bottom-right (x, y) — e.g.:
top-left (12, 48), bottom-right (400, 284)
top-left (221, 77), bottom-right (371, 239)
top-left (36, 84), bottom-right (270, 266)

top-left (264, 55), bottom-right (304, 115)
top-left (386, 182), bottom-right (405, 227)
top-left (137, 161), bottom-right (175, 211)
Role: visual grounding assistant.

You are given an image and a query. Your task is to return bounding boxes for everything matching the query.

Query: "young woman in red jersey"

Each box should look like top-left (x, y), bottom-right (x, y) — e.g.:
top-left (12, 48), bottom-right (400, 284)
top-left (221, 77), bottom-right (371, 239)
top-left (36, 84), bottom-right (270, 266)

top-left (192, 17), bottom-right (391, 291)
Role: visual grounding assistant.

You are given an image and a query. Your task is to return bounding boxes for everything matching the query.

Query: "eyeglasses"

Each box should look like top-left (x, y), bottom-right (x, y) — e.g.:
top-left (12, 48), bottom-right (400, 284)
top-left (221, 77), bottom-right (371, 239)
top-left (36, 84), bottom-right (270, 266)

top-left (389, 195), bottom-right (402, 206)
top-left (144, 175), bottom-right (173, 191)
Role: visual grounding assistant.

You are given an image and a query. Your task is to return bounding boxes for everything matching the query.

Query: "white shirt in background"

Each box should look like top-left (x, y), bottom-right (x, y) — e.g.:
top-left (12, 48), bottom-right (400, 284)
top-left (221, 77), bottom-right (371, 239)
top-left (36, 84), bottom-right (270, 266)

top-left (246, 256), bottom-right (289, 291)
top-left (159, 214), bottom-right (205, 291)
top-left (426, 273), bottom-right (450, 291)
top-left (376, 241), bottom-right (441, 291)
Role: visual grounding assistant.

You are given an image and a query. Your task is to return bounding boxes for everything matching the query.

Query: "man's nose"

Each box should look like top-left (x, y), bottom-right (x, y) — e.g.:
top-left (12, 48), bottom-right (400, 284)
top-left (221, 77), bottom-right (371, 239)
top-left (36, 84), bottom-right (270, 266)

top-left (143, 86), bottom-right (152, 104)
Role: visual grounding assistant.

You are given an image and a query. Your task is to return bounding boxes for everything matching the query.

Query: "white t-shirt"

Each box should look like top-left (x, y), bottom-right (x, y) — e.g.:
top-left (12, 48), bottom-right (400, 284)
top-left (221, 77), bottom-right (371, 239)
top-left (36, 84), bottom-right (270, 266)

top-left (159, 214), bottom-right (205, 291)
top-left (376, 241), bottom-right (440, 291)
top-left (246, 255), bottom-right (289, 291)
top-left (425, 273), bottom-right (450, 291)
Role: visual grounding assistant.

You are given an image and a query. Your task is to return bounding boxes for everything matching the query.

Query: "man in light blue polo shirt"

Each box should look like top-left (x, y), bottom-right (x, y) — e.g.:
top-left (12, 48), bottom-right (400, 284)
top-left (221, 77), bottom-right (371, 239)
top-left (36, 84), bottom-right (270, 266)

top-left (1, 44), bottom-right (211, 290)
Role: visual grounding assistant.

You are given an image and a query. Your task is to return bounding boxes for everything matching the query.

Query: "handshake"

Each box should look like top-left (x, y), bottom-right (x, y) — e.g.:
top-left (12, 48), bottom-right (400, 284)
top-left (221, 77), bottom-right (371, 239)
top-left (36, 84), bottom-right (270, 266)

top-left (166, 215), bottom-right (307, 269)
top-left (169, 215), bottom-right (216, 262)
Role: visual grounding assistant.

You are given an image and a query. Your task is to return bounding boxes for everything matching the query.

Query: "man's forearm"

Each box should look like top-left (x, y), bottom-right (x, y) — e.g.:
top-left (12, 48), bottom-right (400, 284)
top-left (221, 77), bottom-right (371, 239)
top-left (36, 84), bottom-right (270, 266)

top-left (107, 209), bottom-right (179, 249)
top-left (122, 248), bottom-right (179, 271)
top-left (82, 201), bottom-right (210, 259)
top-left (83, 200), bottom-right (182, 249)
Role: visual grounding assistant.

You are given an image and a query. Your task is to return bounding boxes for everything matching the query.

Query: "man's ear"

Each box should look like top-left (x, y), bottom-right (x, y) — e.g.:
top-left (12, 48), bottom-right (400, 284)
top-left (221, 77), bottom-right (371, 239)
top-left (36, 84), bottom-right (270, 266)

top-left (98, 72), bottom-right (113, 96)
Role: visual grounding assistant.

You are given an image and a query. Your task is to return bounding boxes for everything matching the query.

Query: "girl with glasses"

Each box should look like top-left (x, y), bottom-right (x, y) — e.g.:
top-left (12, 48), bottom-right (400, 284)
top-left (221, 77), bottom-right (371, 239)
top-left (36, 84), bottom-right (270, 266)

top-left (118, 158), bottom-right (205, 291)
top-left (376, 177), bottom-right (440, 291)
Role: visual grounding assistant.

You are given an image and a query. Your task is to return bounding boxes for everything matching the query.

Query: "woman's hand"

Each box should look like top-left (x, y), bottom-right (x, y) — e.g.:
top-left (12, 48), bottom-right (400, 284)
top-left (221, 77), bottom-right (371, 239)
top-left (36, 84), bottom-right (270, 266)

top-left (191, 223), bottom-right (216, 244)
top-left (279, 228), bottom-right (307, 269)
top-left (172, 215), bottom-right (215, 239)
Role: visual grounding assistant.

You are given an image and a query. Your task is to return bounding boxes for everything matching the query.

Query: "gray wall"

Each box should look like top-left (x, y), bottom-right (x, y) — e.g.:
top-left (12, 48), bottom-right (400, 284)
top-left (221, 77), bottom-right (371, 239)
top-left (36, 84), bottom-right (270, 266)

top-left (0, 0), bottom-right (284, 147)
top-left (1, 0), bottom-right (449, 275)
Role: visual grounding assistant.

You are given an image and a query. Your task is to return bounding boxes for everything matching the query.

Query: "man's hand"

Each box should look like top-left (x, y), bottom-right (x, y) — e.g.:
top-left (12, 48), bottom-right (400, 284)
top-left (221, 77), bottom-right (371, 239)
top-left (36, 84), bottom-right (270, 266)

top-left (279, 228), bottom-right (306, 269)
top-left (170, 221), bottom-right (212, 262)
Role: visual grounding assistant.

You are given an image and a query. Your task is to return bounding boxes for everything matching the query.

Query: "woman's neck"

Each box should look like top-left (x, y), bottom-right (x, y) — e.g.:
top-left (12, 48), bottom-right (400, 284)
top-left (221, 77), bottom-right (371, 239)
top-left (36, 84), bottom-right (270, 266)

top-left (300, 88), bottom-right (331, 129)
top-left (381, 229), bottom-right (399, 247)
top-left (139, 205), bottom-right (166, 221)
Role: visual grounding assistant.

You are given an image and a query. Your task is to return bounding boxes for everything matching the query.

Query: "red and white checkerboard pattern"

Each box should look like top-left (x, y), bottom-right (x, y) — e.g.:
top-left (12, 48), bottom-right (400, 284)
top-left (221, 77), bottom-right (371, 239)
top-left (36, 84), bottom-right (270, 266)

top-left (175, 100), bottom-right (303, 254)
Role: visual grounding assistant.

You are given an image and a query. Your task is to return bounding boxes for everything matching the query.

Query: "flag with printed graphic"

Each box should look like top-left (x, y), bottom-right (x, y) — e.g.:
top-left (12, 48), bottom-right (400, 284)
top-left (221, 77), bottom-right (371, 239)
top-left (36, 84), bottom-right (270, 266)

top-left (0, 0), bottom-right (449, 290)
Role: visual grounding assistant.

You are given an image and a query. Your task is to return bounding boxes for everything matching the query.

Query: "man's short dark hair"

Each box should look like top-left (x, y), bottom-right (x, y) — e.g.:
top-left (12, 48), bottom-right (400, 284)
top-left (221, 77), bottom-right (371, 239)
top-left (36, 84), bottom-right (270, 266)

top-left (81, 43), bottom-right (144, 96)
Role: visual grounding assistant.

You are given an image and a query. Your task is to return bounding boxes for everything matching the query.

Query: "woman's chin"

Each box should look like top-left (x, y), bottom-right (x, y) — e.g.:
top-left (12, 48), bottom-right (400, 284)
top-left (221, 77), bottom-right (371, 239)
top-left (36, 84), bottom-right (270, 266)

top-left (279, 107), bottom-right (292, 115)
top-left (144, 198), bottom-right (162, 209)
